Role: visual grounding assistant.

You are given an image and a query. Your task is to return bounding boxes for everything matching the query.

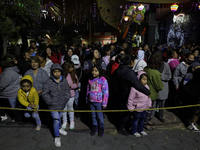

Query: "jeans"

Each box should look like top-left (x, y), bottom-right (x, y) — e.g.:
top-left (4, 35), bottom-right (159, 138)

top-left (62, 97), bottom-right (75, 122)
top-left (132, 111), bottom-right (147, 134)
top-left (51, 111), bottom-right (62, 137)
top-left (8, 98), bottom-right (19, 120)
top-left (8, 99), bottom-right (17, 108)
top-left (24, 107), bottom-right (41, 125)
top-left (90, 102), bottom-right (104, 128)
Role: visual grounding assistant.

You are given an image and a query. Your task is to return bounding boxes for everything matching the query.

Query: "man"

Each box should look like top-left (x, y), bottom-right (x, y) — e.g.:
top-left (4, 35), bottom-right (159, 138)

top-left (42, 63), bottom-right (70, 147)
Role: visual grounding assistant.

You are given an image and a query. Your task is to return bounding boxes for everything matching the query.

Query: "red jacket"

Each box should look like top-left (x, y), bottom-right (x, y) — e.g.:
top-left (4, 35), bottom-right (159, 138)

top-left (50, 52), bottom-right (62, 64)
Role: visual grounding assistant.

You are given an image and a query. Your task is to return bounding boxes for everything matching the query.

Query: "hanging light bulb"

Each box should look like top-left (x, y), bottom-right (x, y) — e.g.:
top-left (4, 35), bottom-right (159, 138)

top-left (138, 4), bottom-right (144, 11)
top-left (171, 3), bottom-right (179, 12)
top-left (123, 16), bottom-right (129, 22)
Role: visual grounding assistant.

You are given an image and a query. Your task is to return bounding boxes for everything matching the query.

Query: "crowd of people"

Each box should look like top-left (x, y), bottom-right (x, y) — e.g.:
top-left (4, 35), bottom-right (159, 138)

top-left (0, 41), bottom-right (200, 147)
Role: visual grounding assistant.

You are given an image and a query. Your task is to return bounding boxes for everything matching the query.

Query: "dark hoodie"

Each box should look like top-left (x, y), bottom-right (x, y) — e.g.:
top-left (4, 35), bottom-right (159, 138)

top-left (116, 65), bottom-right (150, 107)
top-left (42, 63), bottom-right (70, 110)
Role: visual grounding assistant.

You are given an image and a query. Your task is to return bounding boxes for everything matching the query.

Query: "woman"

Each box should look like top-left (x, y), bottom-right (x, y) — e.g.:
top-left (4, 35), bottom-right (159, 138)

top-left (61, 47), bottom-right (74, 65)
top-left (25, 56), bottom-right (49, 94)
top-left (192, 49), bottom-right (200, 63)
top-left (156, 62), bottom-right (171, 123)
top-left (116, 55), bottom-right (150, 134)
top-left (144, 54), bottom-right (164, 130)
top-left (37, 50), bottom-right (53, 76)
top-left (0, 55), bottom-right (20, 121)
top-left (24, 56), bottom-right (49, 124)
top-left (47, 46), bottom-right (62, 64)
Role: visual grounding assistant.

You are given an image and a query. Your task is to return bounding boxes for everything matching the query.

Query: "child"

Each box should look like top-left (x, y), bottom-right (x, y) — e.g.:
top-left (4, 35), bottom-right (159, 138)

top-left (18, 75), bottom-right (42, 130)
top-left (127, 71), bottom-right (152, 137)
top-left (61, 61), bottom-right (78, 129)
top-left (86, 64), bottom-right (109, 137)
top-left (42, 63), bottom-right (70, 147)
top-left (102, 48), bottom-right (111, 66)
top-left (173, 53), bottom-right (194, 90)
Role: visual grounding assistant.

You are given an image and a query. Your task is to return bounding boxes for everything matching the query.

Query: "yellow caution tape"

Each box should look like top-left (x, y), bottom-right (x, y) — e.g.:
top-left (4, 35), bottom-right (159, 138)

top-left (0, 104), bottom-right (200, 112)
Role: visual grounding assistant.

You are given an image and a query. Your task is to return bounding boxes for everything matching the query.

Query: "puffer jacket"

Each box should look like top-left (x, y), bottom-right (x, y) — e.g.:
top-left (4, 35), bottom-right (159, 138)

top-left (18, 75), bottom-right (39, 109)
top-left (42, 63), bottom-right (70, 110)
top-left (127, 71), bottom-right (152, 112)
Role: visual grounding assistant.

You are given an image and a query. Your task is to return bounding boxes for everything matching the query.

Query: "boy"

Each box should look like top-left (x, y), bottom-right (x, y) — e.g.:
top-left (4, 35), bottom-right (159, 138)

top-left (42, 63), bottom-right (70, 147)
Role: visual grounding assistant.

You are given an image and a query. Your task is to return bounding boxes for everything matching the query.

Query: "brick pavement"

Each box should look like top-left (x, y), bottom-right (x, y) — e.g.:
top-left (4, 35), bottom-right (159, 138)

top-left (0, 110), bottom-right (199, 150)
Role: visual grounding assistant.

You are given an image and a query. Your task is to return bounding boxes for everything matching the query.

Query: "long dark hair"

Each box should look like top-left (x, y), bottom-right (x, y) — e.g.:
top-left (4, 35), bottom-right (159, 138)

top-left (92, 64), bottom-right (102, 77)
top-left (62, 61), bottom-right (78, 84)
top-left (64, 47), bottom-right (74, 62)
top-left (146, 53), bottom-right (163, 70)
top-left (37, 49), bottom-right (48, 60)
top-left (89, 49), bottom-right (100, 64)
top-left (51, 45), bottom-right (61, 60)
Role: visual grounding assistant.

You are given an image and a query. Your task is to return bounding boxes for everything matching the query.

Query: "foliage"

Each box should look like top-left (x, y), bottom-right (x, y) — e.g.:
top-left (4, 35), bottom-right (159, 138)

top-left (0, 4), bottom-right (35, 40)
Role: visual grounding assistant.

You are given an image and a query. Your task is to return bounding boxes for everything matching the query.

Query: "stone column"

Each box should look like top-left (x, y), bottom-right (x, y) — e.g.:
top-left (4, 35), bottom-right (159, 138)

top-left (146, 21), bottom-right (159, 46)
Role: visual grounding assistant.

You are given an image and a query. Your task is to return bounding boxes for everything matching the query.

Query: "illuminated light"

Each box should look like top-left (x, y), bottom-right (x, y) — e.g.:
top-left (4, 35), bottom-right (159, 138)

top-left (46, 34), bottom-right (50, 39)
top-left (173, 13), bottom-right (185, 23)
top-left (138, 4), bottom-right (144, 11)
top-left (123, 16), bottom-right (129, 21)
top-left (199, 4), bottom-right (200, 10)
top-left (171, 3), bottom-right (179, 12)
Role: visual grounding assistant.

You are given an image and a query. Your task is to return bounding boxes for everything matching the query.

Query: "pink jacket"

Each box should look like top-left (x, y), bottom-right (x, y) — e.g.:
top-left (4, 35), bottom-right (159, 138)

top-left (127, 71), bottom-right (152, 112)
top-left (86, 76), bottom-right (109, 107)
top-left (66, 73), bottom-right (78, 97)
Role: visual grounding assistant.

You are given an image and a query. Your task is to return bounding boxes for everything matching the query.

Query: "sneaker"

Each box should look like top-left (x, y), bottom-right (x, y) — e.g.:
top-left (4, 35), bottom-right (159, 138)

top-left (69, 121), bottom-right (75, 129)
top-left (59, 128), bottom-right (67, 136)
top-left (61, 121), bottom-right (67, 129)
top-left (187, 123), bottom-right (199, 132)
top-left (90, 126), bottom-right (98, 136)
top-left (98, 128), bottom-right (104, 137)
top-left (36, 124), bottom-right (42, 131)
top-left (133, 132), bottom-right (141, 138)
top-left (140, 131), bottom-right (147, 136)
top-left (54, 137), bottom-right (61, 147)
top-left (1, 115), bottom-right (8, 121)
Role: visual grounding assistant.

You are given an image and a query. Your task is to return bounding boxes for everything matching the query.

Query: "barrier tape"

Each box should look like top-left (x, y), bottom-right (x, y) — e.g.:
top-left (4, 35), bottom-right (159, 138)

top-left (0, 104), bottom-right (200, 112)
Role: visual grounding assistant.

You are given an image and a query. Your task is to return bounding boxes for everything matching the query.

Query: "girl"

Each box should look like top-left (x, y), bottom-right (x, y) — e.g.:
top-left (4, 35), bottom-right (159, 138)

top-left (18, 75), bottom-right (42, 130)
top-left (173, 53), bottom-right (194, 90)
top-left (167, 50), bottom-right (180, 72)
top-left (83, 49), bottom-right (107, 76)
top-left (102, 47), bottom-right (111, 66)
top-left (61, 61), bottom-right (78, 130)
top-left (127, 71), bottom-right (151, 137)
top-left (86, 64), bottom-right (109, 137)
